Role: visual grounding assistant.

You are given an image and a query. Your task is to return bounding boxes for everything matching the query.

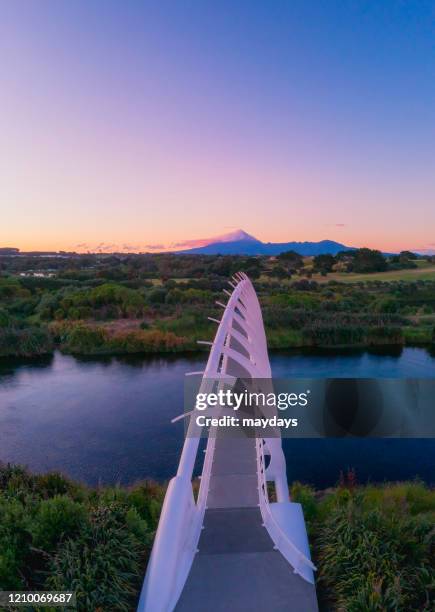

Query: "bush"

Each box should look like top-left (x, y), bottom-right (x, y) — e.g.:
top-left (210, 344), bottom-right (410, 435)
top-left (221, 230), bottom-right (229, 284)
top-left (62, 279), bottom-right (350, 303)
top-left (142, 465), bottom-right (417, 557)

top-left (145, 287), bottom-right (167, 304)
top-left (0, 307), bottom-right (10, 327)
top-left (29, 495), bottom-right (87, 551)
top-left (107, 329), bottom-right (187, 353)
top-left (0, 326), bottom-right (53, 357)
top-left (0, 463), bottom-right (433, 610)
top-left (0, 464), bottom-right (160, 604)
top-left (61, 325), bottom-right (108, 354)
top-left (0, 497), bottom-right (28, 588)
top-left (34, 472), bottom-right (83, 500)
top-left (314, 487), bottom-right (434, 610)
top-left (290, 482), bottom-right (317, 523)
top-left (48, 504), bottom-right (143, 611)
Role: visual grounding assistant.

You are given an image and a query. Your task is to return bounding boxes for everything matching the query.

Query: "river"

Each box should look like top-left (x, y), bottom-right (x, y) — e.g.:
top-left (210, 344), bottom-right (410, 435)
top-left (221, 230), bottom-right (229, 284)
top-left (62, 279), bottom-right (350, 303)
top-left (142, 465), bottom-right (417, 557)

top-left (0, 347), bottom-right (434, 487)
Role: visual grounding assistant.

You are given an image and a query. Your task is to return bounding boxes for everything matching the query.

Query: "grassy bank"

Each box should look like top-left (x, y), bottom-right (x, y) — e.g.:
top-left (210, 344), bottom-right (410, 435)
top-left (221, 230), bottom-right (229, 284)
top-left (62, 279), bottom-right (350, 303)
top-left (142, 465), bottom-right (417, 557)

top-left (1, 464), bottom-right (433, 610)
top-left (292, 477), bottom-right (434, 611)
top-left (0, 464), bottom-right (164, 611)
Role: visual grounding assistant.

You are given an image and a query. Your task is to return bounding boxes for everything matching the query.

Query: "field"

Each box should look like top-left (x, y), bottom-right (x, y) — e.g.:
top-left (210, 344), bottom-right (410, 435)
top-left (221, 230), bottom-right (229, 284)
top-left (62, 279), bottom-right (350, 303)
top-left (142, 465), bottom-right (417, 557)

top-left (313, 263), bottom-right (435, 283)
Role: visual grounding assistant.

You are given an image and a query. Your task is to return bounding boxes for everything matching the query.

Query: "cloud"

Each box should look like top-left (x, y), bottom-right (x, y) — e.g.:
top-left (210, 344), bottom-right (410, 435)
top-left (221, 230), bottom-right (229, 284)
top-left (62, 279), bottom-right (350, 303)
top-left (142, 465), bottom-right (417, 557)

top-left (335, 223), bottom-right (346, 227)
top-left (143, 244), bottom-right (165, 251)
top-left (122, 243), bottom-right (141, 252)
top-left (94, 242), bottom-right (118, 252)
top-left (171, 238), bottom-right (213, 249)
top-left (74, 242), bottom-right (166, 253)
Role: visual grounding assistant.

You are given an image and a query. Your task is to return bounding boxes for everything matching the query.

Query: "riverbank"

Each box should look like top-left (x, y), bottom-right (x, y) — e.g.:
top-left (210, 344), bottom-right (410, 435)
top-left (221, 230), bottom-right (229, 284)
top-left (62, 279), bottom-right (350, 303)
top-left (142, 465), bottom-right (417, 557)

top-left (1, 268), bottom-right (434, 358)
top-left (1, 319), bottom-right (434, 358)
top-left (1, 464), bottom-right (433, 610)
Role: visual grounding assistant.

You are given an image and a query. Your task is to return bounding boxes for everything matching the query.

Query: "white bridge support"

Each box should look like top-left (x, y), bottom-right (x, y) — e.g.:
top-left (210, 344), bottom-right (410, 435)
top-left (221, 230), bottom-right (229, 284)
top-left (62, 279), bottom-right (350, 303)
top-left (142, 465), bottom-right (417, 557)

top-left (137, 273), bottom-right (318, 612)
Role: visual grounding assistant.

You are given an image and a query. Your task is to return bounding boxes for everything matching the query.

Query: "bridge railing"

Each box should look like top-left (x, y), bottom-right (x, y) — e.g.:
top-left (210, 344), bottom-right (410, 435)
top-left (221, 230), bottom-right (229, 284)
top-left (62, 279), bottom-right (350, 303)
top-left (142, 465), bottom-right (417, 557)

top-left (256, 437), bottom-right (317, 583)
top-left (138, 274), bottom-right (253, 612)
top-left (137, 273), bottom-right (316, 611)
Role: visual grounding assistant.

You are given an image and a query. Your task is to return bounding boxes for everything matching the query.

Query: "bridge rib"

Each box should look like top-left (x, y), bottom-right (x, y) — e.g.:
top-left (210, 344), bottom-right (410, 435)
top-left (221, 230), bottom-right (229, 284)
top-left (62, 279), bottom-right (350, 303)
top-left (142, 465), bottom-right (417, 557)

top-left (137, 274), bottom-right (318, 612)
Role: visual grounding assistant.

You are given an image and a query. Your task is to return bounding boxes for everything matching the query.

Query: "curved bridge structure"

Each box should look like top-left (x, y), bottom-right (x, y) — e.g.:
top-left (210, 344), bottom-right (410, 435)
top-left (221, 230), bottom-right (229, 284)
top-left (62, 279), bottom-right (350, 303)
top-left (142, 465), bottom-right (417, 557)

top-left (138, 273), bottom-right (318, 612)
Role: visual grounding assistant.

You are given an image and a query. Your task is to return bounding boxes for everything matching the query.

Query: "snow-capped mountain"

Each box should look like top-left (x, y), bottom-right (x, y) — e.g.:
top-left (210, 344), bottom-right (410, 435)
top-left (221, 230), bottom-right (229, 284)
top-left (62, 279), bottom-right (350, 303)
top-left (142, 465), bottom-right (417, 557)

top-left (175, 229), bottom-right (354, 256)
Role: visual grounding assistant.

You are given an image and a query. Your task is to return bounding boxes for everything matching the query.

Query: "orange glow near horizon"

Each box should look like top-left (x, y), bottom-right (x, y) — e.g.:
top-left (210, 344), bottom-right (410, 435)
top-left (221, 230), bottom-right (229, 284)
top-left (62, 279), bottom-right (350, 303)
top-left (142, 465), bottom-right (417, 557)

top-left (4, 223), bottom-right (433, 255)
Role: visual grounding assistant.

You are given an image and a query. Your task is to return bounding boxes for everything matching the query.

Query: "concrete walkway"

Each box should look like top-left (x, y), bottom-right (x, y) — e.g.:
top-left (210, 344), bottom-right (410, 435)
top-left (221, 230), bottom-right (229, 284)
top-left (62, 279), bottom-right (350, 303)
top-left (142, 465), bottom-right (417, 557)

top-left (175, 434), bottom-right (318, 611)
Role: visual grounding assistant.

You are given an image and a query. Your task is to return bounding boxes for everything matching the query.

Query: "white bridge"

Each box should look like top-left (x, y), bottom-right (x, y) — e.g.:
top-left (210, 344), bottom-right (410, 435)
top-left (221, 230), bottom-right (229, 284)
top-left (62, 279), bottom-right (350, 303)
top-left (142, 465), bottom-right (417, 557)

top-left (138, 273), bottom-right (318, 611)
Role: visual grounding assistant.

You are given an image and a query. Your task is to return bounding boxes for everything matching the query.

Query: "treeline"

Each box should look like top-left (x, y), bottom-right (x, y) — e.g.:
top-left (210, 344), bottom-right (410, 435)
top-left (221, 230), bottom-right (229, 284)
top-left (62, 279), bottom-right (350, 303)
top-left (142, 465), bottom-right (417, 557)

top-left (305, 249), bottom-right (424, 275)
top-left (0, 252), bottom-right (263, 280)
top-left (2, 249), bottom-right (434, 281)
top-left (1, 463), bottom-right (433, 610)
top-left (0, 255), bottom-right (435, 357)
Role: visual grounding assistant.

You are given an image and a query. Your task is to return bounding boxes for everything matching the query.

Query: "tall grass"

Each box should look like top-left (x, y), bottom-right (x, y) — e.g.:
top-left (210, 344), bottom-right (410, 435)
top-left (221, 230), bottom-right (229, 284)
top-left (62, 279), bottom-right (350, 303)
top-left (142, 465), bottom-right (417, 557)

top-left (0, 464), bottom-right (164, 610)
top-left (1, 464), bottom-right (433, 610)
top-left (292, 478), bottom-right (434, 611)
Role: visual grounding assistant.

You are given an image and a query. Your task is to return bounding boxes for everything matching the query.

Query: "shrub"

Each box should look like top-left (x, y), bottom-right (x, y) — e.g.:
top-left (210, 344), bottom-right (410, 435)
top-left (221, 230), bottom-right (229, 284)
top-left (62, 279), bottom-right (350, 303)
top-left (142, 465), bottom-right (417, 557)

top-left (34, 472), bottom-right (85, 501)
top-left (0, 326), bottom-right (53, 357)
top-left (314, 490), bottom-right (434, 610)
top-left (48, 504), bottom-right (143, 611)
top-left (290, 482), bottom-right (317, 524)
top-left (127, 481), bottom-right (165, 530)
top-left (0, 307), bottom-right (10, 327)
top-left (29, 495), bottom-right (87, 551)
top-left (108, 329), bottom-right (187, 353)
top-left (0, 497), bottom-right (28, 588)
top-left (61, 325), bottom-right (108, 354)
top-left (145, 288), bottom-right (167, 304)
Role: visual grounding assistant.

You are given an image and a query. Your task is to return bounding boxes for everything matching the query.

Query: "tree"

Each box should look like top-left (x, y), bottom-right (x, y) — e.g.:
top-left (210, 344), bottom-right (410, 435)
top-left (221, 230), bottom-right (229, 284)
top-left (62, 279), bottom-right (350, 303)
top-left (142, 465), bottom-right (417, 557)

top-left (399, 251), bottom-right (417, 260)
top-left (351, 249), bottom-right (387, 273)
top-left (277, 250), bottom-right (303, 269)
top-left (274, 266), bottom-right (289, 279)
top-left (313, 254), bottom-right (335, 273)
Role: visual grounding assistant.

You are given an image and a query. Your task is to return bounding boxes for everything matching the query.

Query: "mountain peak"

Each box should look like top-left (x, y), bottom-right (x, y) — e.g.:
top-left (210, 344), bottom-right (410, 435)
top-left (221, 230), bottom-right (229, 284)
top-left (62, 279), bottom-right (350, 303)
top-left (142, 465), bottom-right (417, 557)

top-left (217, 229), bottom-right (259, 243)
top-left (176, 231), bottom-right (353, 256)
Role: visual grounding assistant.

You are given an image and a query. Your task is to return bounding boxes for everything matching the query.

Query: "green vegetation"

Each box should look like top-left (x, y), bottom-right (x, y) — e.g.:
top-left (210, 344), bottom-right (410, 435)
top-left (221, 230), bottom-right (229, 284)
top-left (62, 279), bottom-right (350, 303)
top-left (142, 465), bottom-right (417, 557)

top-left (292, 476), bottom-right (435, 611)
top-left (0, 463), bottom-right (163, 610)
top-left (0, 252), bottom-right (434, 357)
top-left (1, 464), bottom-right (433, 610)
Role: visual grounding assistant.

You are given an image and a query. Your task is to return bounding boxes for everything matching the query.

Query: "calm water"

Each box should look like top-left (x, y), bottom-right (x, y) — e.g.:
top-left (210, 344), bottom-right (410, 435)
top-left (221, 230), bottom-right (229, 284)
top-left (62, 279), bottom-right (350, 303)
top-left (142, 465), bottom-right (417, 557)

top-left (0, 348), bottom-right (434, 487)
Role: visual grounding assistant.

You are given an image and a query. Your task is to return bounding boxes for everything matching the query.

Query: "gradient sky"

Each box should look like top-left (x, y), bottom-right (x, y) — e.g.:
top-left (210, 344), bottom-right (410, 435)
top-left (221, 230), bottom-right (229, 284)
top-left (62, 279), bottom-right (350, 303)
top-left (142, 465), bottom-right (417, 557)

top-left (1, 1), bottom-right (435, 253)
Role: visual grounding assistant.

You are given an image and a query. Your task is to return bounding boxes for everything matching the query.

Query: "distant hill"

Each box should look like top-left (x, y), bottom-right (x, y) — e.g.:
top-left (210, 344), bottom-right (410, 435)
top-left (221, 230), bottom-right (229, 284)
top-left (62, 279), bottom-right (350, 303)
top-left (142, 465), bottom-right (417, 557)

top-left (176, 230), bottom-right (354, 256)
top-left (0, 247), bottom-right (20, 255)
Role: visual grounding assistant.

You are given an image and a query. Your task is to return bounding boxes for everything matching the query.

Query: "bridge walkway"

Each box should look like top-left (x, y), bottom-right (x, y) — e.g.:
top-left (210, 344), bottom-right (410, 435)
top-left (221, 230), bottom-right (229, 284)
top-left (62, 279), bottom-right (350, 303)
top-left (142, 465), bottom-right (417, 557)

top-left (138, 273), bottom-right (318, 612)
top-left (175, 429), bottom-right (318, 611)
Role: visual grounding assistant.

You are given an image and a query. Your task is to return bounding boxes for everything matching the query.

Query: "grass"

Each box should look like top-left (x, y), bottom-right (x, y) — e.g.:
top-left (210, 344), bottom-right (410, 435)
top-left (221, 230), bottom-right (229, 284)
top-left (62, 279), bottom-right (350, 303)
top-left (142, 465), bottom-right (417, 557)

top-left (292, 478), bottom-right (435, 611)
top-left (1, 463), bottom-right (433, 610)
top-left (0, 464), bottom-right (164, 610)
top-left (261, 260), bottom-right (435, 284)
top-left (311, 264), bottom-right (435, 284)
top-left (403, 326), bottom-right (433, 344)
top-left (266, 328), bottom-right (305, 348)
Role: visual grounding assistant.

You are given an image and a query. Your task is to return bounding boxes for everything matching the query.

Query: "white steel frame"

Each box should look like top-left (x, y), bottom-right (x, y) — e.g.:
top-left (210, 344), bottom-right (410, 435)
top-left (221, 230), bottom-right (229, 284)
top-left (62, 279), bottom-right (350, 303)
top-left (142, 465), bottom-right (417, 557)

top-left (137, 273), bottom-right (316, 612)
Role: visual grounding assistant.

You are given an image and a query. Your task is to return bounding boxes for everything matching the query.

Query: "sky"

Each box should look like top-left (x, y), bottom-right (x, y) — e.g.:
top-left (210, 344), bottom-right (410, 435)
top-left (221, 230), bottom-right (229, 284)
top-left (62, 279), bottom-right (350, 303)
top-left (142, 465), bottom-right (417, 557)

top-left (1, 1), bottom-right (434, 253)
